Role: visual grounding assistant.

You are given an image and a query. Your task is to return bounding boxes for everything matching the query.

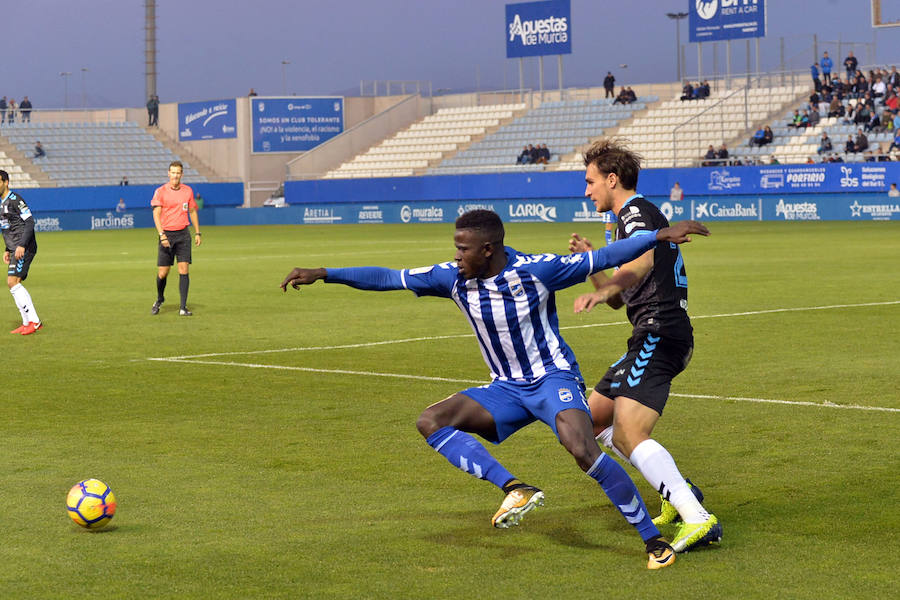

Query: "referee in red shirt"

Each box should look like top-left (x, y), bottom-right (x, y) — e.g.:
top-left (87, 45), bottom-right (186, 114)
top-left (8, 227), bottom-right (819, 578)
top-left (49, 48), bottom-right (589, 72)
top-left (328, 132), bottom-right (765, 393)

top-left (151, 161), bottom-right (201, 316)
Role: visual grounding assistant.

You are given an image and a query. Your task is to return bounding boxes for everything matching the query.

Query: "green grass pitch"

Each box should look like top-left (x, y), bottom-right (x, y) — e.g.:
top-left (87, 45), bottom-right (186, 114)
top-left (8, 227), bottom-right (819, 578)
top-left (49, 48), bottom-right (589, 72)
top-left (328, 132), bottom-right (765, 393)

top-left (0, 220), bottom-right (897, 598)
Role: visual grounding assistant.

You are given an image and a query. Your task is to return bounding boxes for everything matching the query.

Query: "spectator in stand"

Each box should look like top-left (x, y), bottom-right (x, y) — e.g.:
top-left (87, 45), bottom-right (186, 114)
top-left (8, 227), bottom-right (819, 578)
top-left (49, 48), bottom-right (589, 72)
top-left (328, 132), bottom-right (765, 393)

top-left (890, 128), bottom-right (900, 152)
top-left (811, 64), bottom-right (821, 92)
top-left (864, 150), bottom-right (875, 162)
top-left (872, 76), bottom-right (886, 99)
top-left (669, 181), bottom-right (684, 201)
top-left (116, 198), bottom-right (127, 213)
top-left (787, 109), bottom-right (801, 128)
top-left (845, 135), bottom-right (857, 154)
top-left (820, 51), bottom-right (833, 86)
top-left (680, 82), bottom-right (694, 101)
top-left (19, 97), bottom-right (32, 123)
top-left (855, 128), bottom-right (869, 152)
top-left (6, 99), bottom-right (15, 124)
top-left (889, 183), bottom-right (900, 197)
top-left (883, 89), bottom-right (899, 113)
top-left (0, 96), bottom-right (6, 124)
top-left (603, 72), bottom-right (615, 98)
top-left (817, 132), bottom-right (833, 154)
top-left (854, 71), bottom-right (868, 98)
top-left (696, 81), bottom-right (710, 99)
top-left (763, 125), bottom-right (774, 145)
top-left (529, 144), bottom-right (542, 164)
top-left (702, 145), bottom-right (716, 166)
top-left (33, 141), bottom-right (45, 159)
top-left (875, 144), bottom-right (891, 162)
top-left (248, 88), bottom-right (258, 97)
top-left (888, 66), bottom-right (900, 89)
top-left (827, 96), bottom-right (844, 118)
top-left (844, 51), bottom-right (858, 81)
top-left (538, 144), bottom-right (551, 164)
top-left (613, 87), bottom-right (629, 105)
top-left (797, 110), bottom-right (810, 128)
top-left (716, 144), bottom-right (729, 165)
top-left (854, 102), bottom-right (871, 126)
top-left (625, 87), bottom-right (637, 103)
top-left (809, 89), bottom-right (820, 110)
top-left (120, 175), bottom-right (129, 186)
top-left (517, 145), bottom-right (531, 165)
top-left (864, 109), bottom-right (881, 132)
top-left (147, 94), bottom-right (159, 126)
top-left (893, 110), bottom-right (900, 132)
top-left (750, 127), bottom-right (766, 146)
top-left (808, 107), bottom-right (820, 128)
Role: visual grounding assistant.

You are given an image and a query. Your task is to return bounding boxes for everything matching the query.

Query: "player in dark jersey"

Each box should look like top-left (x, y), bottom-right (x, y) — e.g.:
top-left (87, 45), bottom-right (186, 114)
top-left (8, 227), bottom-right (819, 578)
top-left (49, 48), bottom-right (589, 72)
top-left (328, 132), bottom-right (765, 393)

top-left (0, 170), bottom-right (42, 335)
top-left (568, 139), bottom-right (720, 553)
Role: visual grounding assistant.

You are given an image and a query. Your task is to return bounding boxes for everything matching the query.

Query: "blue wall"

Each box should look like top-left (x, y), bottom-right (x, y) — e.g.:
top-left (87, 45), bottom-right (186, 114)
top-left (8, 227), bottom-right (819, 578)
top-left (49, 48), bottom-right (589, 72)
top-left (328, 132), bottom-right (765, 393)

top-left (286, 163), bottom-right (900, 205)
top-left (21, 182), bottom-right (243, 212)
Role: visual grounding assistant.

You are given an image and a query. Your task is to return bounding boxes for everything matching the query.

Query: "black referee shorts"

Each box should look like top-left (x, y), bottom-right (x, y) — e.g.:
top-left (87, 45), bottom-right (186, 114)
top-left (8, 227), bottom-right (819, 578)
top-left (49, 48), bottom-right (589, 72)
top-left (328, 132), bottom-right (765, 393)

top-left (157, 227), bottom-right (192, 266)
top-left (594, 332), bottom-right (693, 415)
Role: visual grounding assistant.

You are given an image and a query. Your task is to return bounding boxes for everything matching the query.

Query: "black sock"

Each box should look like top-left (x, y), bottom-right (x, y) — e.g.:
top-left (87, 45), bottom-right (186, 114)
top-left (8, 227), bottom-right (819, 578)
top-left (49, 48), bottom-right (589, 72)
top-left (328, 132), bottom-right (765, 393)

top-left (156, 276), bottom-right (167, 303)
top-left (179, 274), bottom-right (189, 309)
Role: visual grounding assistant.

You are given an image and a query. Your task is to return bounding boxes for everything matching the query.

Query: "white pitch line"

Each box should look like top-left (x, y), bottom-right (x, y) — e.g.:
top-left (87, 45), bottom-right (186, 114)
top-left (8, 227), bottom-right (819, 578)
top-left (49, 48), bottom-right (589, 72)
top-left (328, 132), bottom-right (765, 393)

top-left (148, 357), bottom-right (900, 413)
top-left (147, 299), bottom-right (899, 360)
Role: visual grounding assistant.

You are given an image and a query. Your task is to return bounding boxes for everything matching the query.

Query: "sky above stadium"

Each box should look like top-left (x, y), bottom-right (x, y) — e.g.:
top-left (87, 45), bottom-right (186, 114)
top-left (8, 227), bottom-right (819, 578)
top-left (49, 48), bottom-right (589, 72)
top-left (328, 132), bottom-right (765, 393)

top-left (4, 0), bottom-right (900, 109)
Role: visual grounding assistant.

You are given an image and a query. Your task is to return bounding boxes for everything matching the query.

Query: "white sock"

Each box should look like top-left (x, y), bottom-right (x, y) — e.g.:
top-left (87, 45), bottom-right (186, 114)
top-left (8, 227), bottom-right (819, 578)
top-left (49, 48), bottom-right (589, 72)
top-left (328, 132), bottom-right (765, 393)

top-left (629, 439), bottom-right (709, 524)
top-left (596, 426), bottom-right (631, 463)
top-left (10, 283), bottom-right (39, 325)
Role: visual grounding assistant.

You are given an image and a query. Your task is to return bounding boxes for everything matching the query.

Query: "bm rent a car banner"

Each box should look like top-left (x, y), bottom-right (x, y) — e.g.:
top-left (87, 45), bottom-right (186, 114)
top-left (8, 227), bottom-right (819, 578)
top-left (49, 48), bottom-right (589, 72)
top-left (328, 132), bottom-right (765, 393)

top-left (690, 0), bottom-right (766, 42)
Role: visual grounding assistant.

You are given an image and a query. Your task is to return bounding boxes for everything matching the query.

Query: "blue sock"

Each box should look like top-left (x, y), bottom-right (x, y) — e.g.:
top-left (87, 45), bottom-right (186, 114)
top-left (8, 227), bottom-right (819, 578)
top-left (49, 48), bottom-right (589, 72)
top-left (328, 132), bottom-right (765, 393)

top-left (587, 453), bottom-right (660, 542)
top-left (426, 426), bottom-right (516, 490)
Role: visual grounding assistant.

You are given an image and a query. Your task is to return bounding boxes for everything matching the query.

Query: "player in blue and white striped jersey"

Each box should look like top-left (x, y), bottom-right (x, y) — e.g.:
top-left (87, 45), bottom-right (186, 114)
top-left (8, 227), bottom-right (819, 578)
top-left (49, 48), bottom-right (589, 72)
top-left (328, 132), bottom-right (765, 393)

top-left (281, 209), bottom-right (708, 569)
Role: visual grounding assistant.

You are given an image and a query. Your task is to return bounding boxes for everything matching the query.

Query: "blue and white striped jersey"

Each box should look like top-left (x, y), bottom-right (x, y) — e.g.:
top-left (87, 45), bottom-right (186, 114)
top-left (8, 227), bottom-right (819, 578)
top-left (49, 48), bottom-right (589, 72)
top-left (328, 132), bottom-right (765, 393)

top-left (398, 242), bottom-right (653, 383)
top-left (324, 233), bottom-right (658, 383)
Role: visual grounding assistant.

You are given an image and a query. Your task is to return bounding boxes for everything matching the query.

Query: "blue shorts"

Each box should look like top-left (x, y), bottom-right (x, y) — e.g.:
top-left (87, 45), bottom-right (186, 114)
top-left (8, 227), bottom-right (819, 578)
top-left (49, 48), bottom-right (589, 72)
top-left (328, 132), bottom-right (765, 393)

top-left (461, 372), bottom-right (590, 444)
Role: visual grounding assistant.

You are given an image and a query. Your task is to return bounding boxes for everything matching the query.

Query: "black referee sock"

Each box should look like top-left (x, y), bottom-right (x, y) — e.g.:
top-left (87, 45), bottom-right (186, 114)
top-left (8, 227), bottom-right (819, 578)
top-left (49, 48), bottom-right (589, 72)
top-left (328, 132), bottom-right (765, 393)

top-left (156, 276), bottom-right (167, 303)
top-left (179, 274), bottom-right (190, 310)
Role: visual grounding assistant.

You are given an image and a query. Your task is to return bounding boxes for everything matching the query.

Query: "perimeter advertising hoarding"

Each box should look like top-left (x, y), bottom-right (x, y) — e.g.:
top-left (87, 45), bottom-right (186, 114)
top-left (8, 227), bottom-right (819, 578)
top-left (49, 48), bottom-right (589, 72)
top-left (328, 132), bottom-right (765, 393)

top-left (505, 0), bottom-right (571, 58)
top-left (250, 97), bottom-right (344, 153)
top-left (177, 99), bottom-right (237, 141)
top-left (689, 0), bottom-right (766, 42)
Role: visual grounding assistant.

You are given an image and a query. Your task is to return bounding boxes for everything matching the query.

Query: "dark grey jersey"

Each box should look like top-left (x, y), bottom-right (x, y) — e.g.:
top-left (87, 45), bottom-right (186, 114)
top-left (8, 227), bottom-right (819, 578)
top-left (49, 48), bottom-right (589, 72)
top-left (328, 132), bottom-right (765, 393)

top-left (1, 191), bottom-right (37, 252)
top-left (615, 195), bottom-right (693, 341)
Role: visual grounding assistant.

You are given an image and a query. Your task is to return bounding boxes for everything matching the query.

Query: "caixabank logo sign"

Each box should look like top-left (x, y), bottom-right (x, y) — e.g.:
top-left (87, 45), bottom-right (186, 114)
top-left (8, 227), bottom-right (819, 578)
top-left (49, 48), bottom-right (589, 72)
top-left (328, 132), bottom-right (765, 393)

top-left (505, 0), bottom-right (571, 58)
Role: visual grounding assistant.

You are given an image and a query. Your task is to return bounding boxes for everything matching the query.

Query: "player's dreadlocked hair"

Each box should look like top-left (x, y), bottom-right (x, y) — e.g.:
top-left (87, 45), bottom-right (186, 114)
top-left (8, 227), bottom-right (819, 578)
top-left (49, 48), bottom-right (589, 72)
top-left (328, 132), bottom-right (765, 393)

top-left (583, 138), bottom-right (642, 190)
top-left (455, 209), bottom-right (505, 245)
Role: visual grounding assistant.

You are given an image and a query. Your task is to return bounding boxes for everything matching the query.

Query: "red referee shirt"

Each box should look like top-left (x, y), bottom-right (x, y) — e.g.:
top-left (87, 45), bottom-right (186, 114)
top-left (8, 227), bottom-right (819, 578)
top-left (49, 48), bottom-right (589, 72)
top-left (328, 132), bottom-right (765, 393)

top-left (151, 184), bottom-right (197, 231)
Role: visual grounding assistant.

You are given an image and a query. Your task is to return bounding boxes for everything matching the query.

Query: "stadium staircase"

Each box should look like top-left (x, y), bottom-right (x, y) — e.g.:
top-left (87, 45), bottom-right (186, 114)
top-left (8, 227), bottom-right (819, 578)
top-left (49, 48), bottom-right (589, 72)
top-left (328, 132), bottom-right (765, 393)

top-left (323, 103), bottom-right (528, 179)
top-left (556, 86), bottom-right (807, 170)
top-left (0, 131), bottom-right (49, 188)
top-left (144, 126), bottom-right (226, 182)
top-left (426, 99), bottom-right (654, 175)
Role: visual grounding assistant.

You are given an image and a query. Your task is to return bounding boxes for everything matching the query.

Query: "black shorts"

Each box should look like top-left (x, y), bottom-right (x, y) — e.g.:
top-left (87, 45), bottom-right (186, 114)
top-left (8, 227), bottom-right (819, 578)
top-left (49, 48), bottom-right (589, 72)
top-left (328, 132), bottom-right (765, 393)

top-left (594, 332), bottom-right (693, 415)
top-left (7, 247), bottom-right (37, 281)
top-left (157, 228), bottom-right (192, 266)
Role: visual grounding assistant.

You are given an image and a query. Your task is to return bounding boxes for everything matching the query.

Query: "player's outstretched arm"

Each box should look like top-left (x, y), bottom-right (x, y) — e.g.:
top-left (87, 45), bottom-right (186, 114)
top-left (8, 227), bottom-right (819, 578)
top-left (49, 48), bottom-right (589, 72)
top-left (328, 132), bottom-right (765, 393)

top-left (281, 267), bottom-right (327, 291)
top-left (656, 220), bottom-right (709, 244)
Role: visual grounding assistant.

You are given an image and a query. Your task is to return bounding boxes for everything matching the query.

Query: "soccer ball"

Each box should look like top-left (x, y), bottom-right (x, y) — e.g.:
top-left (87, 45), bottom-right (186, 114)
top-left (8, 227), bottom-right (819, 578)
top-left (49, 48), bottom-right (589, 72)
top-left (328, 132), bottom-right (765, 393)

top-left (66, 479), bottom-right (117, 529)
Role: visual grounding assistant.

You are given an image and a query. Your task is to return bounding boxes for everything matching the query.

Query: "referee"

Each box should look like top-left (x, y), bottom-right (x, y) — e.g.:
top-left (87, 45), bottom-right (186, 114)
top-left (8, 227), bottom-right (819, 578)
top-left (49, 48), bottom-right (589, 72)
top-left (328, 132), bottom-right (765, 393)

top-left (151, 161), bottom-right (201, 316)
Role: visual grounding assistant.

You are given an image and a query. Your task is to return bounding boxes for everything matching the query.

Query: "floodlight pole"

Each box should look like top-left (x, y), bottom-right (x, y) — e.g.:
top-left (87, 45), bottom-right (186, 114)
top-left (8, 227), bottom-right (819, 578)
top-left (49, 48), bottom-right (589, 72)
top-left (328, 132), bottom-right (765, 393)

top-left (281, 60), bottom-right (290, 96)
top-left (60, 72), bottom-right (72, 109)
top-left (666, 12), bottom-right (689, 82)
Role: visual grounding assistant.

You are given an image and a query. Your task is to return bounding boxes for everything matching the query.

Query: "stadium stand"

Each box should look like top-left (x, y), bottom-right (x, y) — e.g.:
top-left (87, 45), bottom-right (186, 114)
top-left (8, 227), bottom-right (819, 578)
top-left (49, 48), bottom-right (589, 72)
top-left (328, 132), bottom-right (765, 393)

top-left (323, 103), bottom-right (526, 178)
top-left (730, 98), bottom-right (898, 165)
top-left (1, 121), bottom-right (206, 187)
top-left (0, 150), bottom-right (39, 188)
top-left (557, 86), bottom-right (805, 170)
top-left (427, 98), bottom-right (653, 175)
